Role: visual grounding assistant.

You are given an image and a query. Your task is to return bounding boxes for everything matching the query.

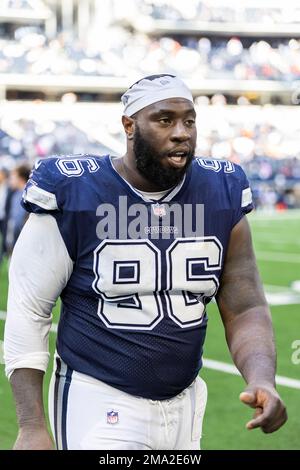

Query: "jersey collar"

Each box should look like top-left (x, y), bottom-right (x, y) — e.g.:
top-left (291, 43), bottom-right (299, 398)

top-left (107, 155), bottom-right (191, 203)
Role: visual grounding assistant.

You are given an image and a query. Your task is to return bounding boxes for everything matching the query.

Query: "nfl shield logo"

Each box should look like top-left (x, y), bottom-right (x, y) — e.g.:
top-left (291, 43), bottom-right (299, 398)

top-left (107, 410), bottom-right (119, 424)
top-left (152, 203), bottom-right (166, 217)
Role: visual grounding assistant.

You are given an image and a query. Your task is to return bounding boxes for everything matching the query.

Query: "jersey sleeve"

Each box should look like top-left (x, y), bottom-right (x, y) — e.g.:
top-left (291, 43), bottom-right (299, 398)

top-left (4, 213), bottom-right (73, 379)
top-left (21, 157), bottom-right (78, 261)
top-left (230, 164), bottom-right (254, 228)
top-left (21, 158), bottom-right (60, 214)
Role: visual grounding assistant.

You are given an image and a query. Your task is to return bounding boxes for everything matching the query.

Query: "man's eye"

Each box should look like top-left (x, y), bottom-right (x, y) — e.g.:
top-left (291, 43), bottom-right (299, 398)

top-left (159, 118), bottom-right (171, 124)
top-left (186, 120), bottom-right (195, 126)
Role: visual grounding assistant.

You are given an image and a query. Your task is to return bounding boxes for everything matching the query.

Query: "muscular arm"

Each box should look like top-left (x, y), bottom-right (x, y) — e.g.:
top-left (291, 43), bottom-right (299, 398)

top-left (216, 216), bottom-right (287, 433)
top-left (4, 214), bottom-right (73, 449)
top-left (10, 369), bottom-right (53, 450)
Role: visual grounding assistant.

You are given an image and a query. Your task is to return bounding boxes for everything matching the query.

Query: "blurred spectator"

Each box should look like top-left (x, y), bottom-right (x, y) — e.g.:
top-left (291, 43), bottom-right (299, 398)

top-left (1, 25), bottom-right (300, 81)
top-left (131, 0), bottom-right (300, 25)
top-left (1, 0), bottom-right (299, 211)
top-left (0, 167), bottom-right (9, 263)
top-left (5, 164), bottom-right (30, 255)
top-left (1, 103), bottom-right (300, 210)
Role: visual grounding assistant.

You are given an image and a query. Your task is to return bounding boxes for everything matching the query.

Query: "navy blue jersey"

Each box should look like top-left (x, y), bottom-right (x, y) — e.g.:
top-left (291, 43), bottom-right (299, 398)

top-left (22, 155), bottom-right (253, 399)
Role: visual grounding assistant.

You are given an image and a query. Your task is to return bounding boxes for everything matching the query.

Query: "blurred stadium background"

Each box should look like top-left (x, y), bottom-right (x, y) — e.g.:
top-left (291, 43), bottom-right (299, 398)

top-left (0, 0), bottom-right (300, 450)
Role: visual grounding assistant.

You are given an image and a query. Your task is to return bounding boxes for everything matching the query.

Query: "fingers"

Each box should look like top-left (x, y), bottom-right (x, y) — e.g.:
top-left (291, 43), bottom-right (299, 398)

top-left (246, 406), bottom-right (263, 428)
top-left (247, 392), bottom-right (276, 428)
top-left (239, 391), bottom-right (257, 408)
top-left (261, 404), bottom-right (287, 433)
top-left (247, 404), bottom-right (287, 433)
top-left (240, 386), bottom-right (288, 433)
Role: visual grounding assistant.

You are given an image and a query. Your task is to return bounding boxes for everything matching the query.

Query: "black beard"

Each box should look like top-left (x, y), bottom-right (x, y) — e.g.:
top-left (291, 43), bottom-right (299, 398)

top-left (133, 124), bottom-right (194, 190)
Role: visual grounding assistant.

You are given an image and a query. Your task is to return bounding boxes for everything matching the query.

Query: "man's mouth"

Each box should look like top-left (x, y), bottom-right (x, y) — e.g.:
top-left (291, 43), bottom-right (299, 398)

top-left (166, 151), bottom-right (189, 168)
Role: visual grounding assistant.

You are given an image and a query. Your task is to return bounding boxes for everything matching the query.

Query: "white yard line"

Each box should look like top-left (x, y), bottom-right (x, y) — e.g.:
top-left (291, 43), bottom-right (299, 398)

top-left (1, 310), bottom-right (299, 390)
top-left (265, 292), bottom-right (300, 306)
top-left (203, 358), bottom-right (300, 390)
top-left (0, 311), bottom-right (6, 321)
top-left (264, 284), bottom-right (295, 292)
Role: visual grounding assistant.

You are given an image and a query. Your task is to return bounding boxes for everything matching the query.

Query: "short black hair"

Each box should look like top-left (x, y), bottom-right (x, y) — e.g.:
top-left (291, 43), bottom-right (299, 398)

top-left (14, 164), bottom-right (31, 182)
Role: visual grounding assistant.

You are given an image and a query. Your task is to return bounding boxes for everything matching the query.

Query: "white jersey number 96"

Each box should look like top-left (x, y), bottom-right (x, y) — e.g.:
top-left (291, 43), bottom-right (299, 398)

top-left (92, 237), bottom-right (223, 330)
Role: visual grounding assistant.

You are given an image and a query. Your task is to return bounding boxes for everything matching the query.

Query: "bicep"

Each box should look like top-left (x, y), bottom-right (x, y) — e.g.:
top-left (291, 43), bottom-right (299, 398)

top-left (8, 213), bottom-right (73, 317)
top-left (216, 216), bottom-right (267, 323)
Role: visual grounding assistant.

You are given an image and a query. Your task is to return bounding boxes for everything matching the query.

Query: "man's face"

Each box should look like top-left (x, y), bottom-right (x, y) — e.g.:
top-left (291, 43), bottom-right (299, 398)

top-left (9, 171), bottom-right (25, 190)
top-left (132, 98), bottom-right (197, 190)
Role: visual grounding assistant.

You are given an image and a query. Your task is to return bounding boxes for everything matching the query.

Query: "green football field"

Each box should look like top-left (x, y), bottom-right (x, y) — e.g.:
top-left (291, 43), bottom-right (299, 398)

top-left (0, 210), bottom-right (299, 450)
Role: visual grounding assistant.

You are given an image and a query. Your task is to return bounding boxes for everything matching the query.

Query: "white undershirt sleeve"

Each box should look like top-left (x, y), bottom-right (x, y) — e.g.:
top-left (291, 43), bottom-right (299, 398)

top-left (4, 213), bottom-right (74, 379)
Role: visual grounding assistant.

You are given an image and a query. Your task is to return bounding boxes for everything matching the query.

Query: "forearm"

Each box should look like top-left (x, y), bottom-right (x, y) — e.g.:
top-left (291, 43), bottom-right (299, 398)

top-left (10, 368), bottom-right (47, 429)
top-left (216, 217), bottom-right (287, 432)
top-left (224, 305), bottom-right (276, 386)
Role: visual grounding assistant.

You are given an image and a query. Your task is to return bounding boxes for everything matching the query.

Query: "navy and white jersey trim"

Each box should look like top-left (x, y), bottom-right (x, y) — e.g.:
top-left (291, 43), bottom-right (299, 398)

top-left (108, 156), bottom-right (189, 203)
top-left (53, 357), bottom-right (73, 450)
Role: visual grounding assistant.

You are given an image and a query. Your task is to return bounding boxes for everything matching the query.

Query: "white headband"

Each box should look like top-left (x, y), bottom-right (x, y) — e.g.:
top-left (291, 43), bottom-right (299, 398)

top-left (121, 74), bottom-right (194, 117)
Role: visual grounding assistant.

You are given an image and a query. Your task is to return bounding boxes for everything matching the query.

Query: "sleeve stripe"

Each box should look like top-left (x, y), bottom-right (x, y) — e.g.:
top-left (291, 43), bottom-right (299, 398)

top-left (23, 185), bottom-right (58, 210)
top-left (241, 187), bottom-right (252, 208)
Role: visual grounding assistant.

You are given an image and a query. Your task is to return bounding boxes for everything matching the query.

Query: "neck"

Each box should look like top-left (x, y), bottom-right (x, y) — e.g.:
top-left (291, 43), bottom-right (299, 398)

top-left (113, 153), bottom-right (173, 192)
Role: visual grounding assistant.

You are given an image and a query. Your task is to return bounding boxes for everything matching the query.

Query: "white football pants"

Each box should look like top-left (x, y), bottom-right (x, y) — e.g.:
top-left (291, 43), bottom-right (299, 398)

top-left (48, 355), bottom-right (207, 450)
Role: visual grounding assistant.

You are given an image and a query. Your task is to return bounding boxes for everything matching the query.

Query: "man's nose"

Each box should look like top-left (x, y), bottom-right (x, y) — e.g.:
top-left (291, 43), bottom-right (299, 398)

top-left (170, 121), bottom-right (191, 142)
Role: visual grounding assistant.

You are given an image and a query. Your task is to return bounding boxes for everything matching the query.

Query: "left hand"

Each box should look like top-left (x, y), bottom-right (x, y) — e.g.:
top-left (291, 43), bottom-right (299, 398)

top-left (239, 383), bottom-right (287, 433)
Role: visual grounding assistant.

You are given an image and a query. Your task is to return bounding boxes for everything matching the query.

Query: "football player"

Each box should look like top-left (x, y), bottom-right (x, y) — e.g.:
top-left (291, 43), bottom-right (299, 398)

top-left (4, 75), bottom-right (287, 450)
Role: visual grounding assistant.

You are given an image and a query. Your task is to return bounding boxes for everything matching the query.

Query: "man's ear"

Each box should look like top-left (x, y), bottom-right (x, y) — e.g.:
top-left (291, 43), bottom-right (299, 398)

top-left (122, 115), bottom-right (135, 140)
